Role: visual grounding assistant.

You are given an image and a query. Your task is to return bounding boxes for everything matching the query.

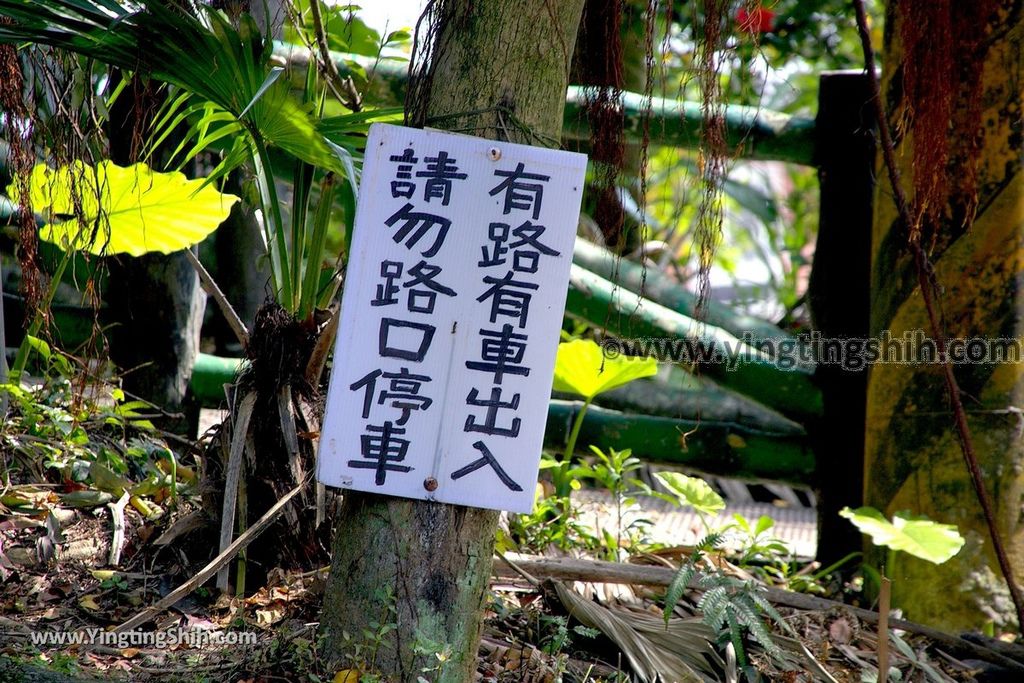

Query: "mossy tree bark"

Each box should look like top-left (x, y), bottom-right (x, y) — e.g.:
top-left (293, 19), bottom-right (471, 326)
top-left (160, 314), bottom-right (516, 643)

top-left (864, 1), bottom-right (1024, 630)
top-left (319, 1), bottom-right (586, 680)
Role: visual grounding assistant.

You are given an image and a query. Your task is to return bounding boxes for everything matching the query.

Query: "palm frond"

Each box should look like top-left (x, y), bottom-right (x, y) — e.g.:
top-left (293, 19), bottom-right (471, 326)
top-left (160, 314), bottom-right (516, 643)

top-left (0, 0), bottom-right (348, 174)
top-left (554, 581), bottom-right (719, 683)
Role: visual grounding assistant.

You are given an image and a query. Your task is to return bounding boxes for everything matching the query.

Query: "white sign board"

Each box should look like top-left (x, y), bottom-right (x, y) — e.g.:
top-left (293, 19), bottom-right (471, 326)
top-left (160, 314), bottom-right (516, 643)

top-left (318, 123), bottom-right (587, 513)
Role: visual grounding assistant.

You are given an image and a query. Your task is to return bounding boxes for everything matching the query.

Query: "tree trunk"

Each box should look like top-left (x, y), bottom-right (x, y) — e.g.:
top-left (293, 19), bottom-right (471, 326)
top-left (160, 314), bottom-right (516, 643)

top-left (209, 0), bottom-right (280, 355)
top-left (106, 78), bottom-right (205, 424)
top-left (319, 1), bottom-right (586, 679)
top-left (211, 181), bottom-right (271, 354)
top-left (105, 252), bottom-right (204, 417)
top-left (864, 1), bottom-right (1023, 630)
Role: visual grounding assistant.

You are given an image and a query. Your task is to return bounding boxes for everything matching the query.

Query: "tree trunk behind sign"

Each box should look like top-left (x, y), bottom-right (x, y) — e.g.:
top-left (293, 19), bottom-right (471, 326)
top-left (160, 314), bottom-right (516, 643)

top-left (864, 1), bottom-right (1023, 630)
top-left (319, 1), bottom-right (586, 680)
top-left (106, 79), bottom-right (204, 430)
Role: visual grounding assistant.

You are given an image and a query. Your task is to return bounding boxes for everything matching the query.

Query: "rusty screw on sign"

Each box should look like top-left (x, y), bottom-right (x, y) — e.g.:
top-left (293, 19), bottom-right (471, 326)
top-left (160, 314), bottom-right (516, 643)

top-left (423, 476), bottom-right (438, 492)
top-left (488, 147), bottom-right (502, 161)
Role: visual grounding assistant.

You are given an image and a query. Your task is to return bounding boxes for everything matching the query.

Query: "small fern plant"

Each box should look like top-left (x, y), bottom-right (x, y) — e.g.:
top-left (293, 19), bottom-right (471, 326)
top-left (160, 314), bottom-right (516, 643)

top-left (663, 533), bottom-right (790, 675)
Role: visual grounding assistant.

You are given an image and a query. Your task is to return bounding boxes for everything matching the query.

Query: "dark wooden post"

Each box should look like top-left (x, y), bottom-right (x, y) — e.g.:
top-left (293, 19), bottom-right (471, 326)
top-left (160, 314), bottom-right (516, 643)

top-left (807, 70), bottom-right (876, 566)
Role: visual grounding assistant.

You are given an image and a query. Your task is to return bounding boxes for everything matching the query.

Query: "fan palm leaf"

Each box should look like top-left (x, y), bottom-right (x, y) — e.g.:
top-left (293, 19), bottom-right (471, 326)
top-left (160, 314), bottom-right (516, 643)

top-left (0, 0), bottom-right (346, 176)
top-left (0, 0), bottom-right (400, 311)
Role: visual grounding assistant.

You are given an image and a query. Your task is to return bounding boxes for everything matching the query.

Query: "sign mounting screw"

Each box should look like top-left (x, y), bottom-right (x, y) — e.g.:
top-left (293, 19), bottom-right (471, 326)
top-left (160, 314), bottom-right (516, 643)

top-left (423, 477), bottom-right (438, 492)
top-left (488, 147), bottom-right (502, 161)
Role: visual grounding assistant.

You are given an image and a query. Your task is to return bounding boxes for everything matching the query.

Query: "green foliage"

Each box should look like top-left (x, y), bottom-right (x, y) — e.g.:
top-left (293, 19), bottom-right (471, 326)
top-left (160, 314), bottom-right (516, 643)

top-left (839, 506), bottom-right (965, 565)
top-left (663, 533), bottom-right (790, 679)
top-left (329, 584), bottom-right (444, 682)
top-left (505, 447), bottom-right (658, 557)
top-left (550, 338), bottom-right (657, 499)
top-left (99, 573), bottom-right (130, 592)
top-left (729, 513), bottom-right (790, 566)
top-left (1, 351), bottom-right (190, 516)
top-left (537, 613), bottom-right (598, 657)
top-left (287, 1), bottom-right (384, 56)
top-left (0, 0), bottom-right (399, 317)
top-left (569, 446), bottom-right (655, 560)
top-left (630, 0), bottom-right (883, 320)
top-left (286, 0), bottom-right (414, 91)
top-left (4, 157), bottom-right (237, 377)
top-left (500, 486), bottom-right (598, 554)
top-left (663, 532), bottom-right (725, 620)
top-left (0, 2), bottom-right (340, 173)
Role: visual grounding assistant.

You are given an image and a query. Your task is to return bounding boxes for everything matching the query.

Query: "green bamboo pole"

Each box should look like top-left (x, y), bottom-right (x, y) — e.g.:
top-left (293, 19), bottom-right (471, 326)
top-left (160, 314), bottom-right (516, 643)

top-left (564, 87), bottom-right (816, 165)
top-left (270, 44), bottom-right (818, 166)
top-left (190, 352), bottom-right (814, 430)
top-left (565, 264), bottom-right (822, 418)
top-left (190, 260), bottom-right (826, 423)
top-left (188, 354), bottom-right (814, 484)
top-left (572, 238), bottom-right (794, 346)
top-left (585, 366), bottom-right (805, 435)
top-left (546, 400), bottom-right (814, 485)
top-left (190, 353), bottom-right (243, 405)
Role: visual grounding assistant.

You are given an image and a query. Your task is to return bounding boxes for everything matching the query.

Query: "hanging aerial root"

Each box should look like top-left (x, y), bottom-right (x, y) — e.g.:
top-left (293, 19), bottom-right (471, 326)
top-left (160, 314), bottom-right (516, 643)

top-left (0, 37), bottom-right (41, 316)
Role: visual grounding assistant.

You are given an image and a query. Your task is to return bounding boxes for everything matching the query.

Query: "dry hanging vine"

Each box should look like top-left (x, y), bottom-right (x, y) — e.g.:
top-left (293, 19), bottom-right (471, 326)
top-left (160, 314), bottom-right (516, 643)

top-left (0, 38), bottom-right (41, 316)
top-left (693, 0), bottom-right (729, 322)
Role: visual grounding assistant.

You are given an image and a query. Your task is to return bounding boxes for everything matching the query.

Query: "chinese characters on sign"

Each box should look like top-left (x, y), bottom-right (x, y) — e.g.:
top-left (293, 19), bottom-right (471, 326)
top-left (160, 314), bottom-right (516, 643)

top-left (317, 124), bottom-right (587, 513)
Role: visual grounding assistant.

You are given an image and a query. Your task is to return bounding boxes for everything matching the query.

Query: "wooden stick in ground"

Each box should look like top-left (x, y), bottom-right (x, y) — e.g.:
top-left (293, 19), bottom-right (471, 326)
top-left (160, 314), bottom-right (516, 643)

top-left (216, 391), bottom-right (255, 591)
top-left (277, 384), bottom-right (304, 500)
top-left (294, 396), bottom-right (326, 527)
top-left (492, 553), bottom-right (1024, 673)
top-left (115, 479), bottom-right (307, 633)
top-left (877, 577), bottom-right (891, 682)
top-left (184, 249), bottom-right (249, 349)
top-left (107, 491), bottom-right (130, 567)
top-left (235, 470), bottom-right (248, 597)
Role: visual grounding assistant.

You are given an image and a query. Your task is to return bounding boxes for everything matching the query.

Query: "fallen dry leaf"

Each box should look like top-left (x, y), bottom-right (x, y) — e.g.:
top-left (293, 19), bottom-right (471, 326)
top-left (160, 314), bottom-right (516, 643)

top-left (79, 595), bottom-right (101, 611)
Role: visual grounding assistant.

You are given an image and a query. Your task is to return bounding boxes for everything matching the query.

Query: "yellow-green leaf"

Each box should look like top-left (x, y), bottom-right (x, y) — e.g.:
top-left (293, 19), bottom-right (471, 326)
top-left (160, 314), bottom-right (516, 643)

top-left (655, 471), bottom-right (726, 517)
top-left (839, 506), bottom-right (965, 565)
top-left (9, 160), bottom-right (239, 256)
top-left (552, 338), bottom-right (657, 399)
top-left (79, 595), bottom-right (102, 611)
top-left (88, 461), bottom-right (130, 497)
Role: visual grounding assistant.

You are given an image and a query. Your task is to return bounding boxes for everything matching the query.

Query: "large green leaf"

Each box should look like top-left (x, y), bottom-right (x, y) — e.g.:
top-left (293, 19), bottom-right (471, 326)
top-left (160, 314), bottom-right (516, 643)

top-left (9, 161), bottom-right (238, 256)
top-left (655, 471), bottom-right (726, 517)
top-left (552, 339), bottom-right (658, 400)
top-left (839, 506), bottom-right (965, 565)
